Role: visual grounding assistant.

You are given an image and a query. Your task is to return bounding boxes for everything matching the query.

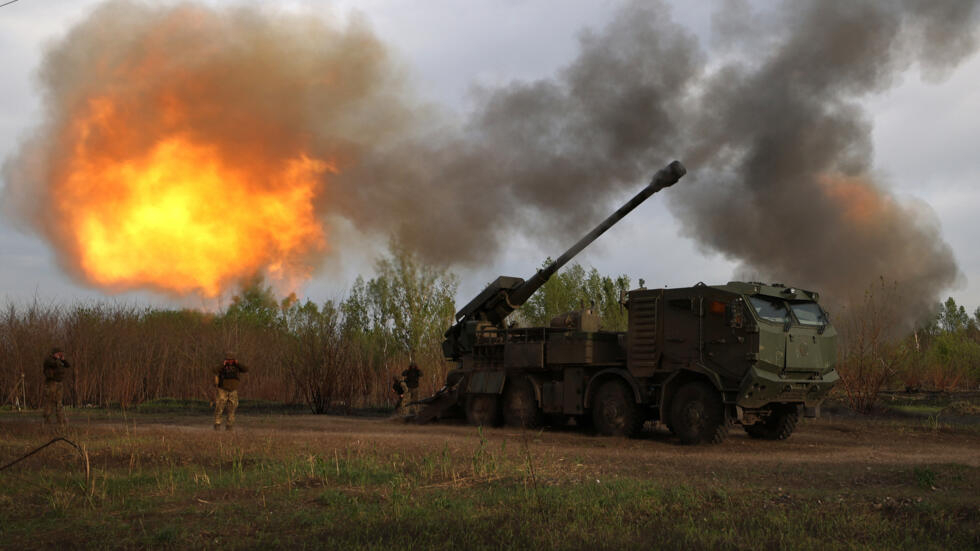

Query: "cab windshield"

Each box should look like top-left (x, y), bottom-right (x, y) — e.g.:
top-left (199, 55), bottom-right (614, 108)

top-left (789, 301), bottom-right (828, 326)
top-left (748, 296), bottom-right (790, 323)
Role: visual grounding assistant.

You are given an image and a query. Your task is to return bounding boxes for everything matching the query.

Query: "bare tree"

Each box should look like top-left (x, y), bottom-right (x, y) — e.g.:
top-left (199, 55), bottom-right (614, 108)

top-left (836, 278), bottom-right (910, 413)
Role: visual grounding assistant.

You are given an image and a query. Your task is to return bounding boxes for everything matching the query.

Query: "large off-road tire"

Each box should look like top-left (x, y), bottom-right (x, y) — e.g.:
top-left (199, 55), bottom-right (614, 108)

top-left (502, 377), bottom-right (543, 428)
top-left (669, 381), bottom-right (727, 445)
top-left (744, 404), bottom-right (799, 440)
top-left (591, 380), bottom-right (643, 437)
top-left (465, 393), bottom-right (501, 427)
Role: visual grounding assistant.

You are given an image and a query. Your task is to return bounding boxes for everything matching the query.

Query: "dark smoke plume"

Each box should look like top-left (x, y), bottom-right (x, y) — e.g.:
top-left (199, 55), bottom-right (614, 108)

top-left (333, 2), bottom-right (702, 264)
top-left (3, 0), bottom-right (977, 315)
top-left (674, 0), bottom-right (976, 316)
top-left (352, 0), bottom-right (975, 318)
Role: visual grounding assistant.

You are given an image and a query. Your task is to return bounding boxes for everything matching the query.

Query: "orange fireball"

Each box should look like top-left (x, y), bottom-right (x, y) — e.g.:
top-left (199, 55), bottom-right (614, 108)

top-left (0, 2), bottom-right (401, 299)
top-left (54, 96), bottom-right (333, 297)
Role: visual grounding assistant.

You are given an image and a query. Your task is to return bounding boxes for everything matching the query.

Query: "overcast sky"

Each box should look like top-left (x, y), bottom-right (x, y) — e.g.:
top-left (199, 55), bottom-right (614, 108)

top-left (1, 0), bottom-right (978, 314)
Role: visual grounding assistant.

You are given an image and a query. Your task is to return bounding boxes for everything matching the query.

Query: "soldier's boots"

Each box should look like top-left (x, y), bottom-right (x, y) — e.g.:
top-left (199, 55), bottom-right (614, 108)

top-left (214, 423), bottom-right (220, 431)
top-left (226, 424), bottom-right (233, 431)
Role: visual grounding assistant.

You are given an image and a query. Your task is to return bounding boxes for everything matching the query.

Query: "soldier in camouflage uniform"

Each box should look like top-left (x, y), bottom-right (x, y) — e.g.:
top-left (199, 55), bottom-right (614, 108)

top-left (212, 352), bottom-right (248, 431)
top-left (42, 347), bottom-right (72, 426)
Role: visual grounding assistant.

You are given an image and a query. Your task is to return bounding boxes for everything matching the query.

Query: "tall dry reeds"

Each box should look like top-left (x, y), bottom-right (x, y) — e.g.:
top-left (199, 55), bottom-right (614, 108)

top-left (0, 298), bottom-right (452, 411)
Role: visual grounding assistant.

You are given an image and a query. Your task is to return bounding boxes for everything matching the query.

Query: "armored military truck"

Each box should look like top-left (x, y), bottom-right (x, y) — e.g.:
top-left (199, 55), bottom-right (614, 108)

top-left (416, 161), bottom-right (838, 444)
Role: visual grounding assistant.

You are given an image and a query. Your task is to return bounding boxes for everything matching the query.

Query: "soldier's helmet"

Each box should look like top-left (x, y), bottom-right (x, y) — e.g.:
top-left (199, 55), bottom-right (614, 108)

top-left (409, 362), bottom-right (418, 368)
top-left (51, 347), bottom-right (63, 355)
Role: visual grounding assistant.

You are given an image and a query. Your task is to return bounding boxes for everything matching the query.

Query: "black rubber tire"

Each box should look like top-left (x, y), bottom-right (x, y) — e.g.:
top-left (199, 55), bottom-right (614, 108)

top-left (744, 404), bottom-right (799, 440)
top-left (669, 381), bottom-right (727, 445)
top-left (591, 380), bottom-right (643, 437)
top-left (465, 393), bottom-right (501, 427)
top-left (502, 377), bottom-right (543, 428)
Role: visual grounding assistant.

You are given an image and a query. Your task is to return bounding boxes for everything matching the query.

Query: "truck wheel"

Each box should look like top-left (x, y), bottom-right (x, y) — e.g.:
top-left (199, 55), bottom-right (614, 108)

top-left (744, 404), bottom-right (799, 440)
top-left (670, 381), bottom-right (727, 445)
top-left (591, 380), bottom-right (642, 437)
top-left (502, 377), bottom-right (543, 428)
top-left (465, 393), bottom-right (501, 427)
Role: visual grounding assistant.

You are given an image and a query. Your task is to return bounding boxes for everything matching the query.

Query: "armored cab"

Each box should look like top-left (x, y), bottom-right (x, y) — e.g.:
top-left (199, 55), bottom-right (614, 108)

top-left (415, 161), bottom-right (839, 444)
top-left (621, 282), bottom-right (838, 443)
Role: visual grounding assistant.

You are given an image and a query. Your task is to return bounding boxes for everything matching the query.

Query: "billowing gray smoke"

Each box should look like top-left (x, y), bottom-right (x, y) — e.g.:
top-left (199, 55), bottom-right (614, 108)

top-left (673, 0), bottom-right (976, 316)
top-left (351, 0), bottom-right (975, 317)
top-left (337, 3), bottom-right (702, 260)
top-left (3, 0), bottom-right (976, 314)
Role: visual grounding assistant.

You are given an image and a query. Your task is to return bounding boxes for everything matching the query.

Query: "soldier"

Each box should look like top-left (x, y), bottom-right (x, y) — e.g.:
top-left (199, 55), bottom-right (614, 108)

top-left (212, 352), bottom-right (248, 431)
top-left (391, 376), bottom-right (408, 416)
top-left (401, 362), bottom-right (421, 414)
top-left (42, 347), bottom-right (72, 426)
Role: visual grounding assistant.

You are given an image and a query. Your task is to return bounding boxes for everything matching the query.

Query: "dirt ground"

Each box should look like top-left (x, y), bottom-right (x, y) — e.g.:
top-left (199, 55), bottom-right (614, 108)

top-left (15, 409), bottom-right (975, 481)
top-left (179, 412), bottom-right (980, 459)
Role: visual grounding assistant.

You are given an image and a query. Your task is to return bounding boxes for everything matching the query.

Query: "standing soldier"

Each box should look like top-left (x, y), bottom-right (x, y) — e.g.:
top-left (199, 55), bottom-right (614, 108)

top-left (401, 362), bottom-right (422, 414)
top-left (42, 347), bottom-right (72, 426)
top-left (212, 352), bottom-right (248, 431)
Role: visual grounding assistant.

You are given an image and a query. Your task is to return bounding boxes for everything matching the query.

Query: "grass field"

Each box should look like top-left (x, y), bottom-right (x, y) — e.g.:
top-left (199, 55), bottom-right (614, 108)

top-left (1, 398), bottom-right (978, 550)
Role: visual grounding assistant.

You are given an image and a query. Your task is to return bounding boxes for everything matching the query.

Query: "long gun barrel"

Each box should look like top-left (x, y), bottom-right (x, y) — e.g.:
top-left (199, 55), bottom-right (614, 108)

top-left (508, 160), bottom-right (687, 307)
top-left (444, 160), bottom-right (687, 360)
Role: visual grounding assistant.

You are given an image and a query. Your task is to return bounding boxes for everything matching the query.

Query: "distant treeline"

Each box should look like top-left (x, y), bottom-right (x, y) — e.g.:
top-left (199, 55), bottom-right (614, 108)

top-left (1, 247), bottom-right (978, 413)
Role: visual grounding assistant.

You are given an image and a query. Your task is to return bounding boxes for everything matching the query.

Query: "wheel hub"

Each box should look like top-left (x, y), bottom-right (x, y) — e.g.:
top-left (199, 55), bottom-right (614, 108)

top-left (684, 403), bottom-right (705, 429)
top-left (602, 401), bottom-right (622, 423)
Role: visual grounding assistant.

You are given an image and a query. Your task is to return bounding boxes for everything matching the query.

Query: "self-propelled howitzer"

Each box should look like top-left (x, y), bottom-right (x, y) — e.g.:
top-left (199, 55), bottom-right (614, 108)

top-left (442, 160), bottom-right (687, 361)
top-left (416, 160), bottom-right (838, 445)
